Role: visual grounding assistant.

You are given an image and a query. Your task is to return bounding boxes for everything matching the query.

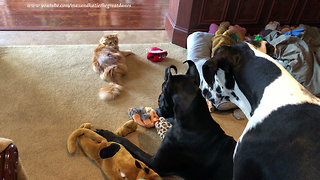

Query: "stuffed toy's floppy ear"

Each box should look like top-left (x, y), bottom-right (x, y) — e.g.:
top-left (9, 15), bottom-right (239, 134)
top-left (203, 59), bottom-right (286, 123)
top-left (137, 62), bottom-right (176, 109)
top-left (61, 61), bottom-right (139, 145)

top-left (164, 65), bottom-right (177, 81)
top-left (184, 60), bottom-right (200, 87)
top-left (100, 143), bottom-right (121, 159)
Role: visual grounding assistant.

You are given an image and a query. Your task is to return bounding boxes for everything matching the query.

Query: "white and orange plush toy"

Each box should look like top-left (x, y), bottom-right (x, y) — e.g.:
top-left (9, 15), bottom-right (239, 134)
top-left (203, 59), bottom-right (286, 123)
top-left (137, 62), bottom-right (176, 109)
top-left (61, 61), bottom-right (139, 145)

top-left (128, 107), bottom-right (172, 140)
top-left (154, 117), bottom-right (172, 140)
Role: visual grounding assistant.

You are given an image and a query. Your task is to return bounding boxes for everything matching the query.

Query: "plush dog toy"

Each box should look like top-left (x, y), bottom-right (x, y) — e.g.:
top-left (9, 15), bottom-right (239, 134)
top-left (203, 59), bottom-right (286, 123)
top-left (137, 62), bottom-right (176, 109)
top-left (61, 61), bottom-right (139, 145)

top-left (67, 121), bottom-right (161, 180)
top-left (128, 107), bottom-right (173, 140)
top-left (128, 107), bottom-right (159, 128)
top-left (211, 21), bottom-right (244, 55)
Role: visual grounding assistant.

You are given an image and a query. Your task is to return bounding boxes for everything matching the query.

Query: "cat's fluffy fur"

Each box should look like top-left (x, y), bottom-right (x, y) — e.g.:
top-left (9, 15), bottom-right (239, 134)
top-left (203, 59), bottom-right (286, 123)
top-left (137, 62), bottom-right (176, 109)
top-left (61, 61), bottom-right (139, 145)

top-left (92, 34), bottom-right (131, 101)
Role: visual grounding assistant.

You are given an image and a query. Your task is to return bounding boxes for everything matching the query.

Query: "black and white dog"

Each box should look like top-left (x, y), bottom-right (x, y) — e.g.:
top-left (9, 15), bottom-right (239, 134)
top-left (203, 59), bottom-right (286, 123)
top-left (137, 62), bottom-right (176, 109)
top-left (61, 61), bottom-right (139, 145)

top-left (202, 42), bottom-right (320, 179)
top-left (96, 61), bottom-right (235, 179)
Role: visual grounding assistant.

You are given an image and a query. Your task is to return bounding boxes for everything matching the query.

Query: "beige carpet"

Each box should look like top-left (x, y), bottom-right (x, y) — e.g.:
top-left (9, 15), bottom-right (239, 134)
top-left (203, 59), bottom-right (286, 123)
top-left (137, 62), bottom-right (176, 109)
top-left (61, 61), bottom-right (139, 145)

top-left (0, 43), bottom-right (247, 179)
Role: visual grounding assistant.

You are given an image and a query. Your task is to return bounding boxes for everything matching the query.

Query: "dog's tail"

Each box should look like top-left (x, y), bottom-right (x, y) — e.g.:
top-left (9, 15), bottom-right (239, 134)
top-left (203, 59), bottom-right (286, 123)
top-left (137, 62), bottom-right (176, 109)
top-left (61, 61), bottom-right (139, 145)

top-left (99, 82), bottom-right (123, 101)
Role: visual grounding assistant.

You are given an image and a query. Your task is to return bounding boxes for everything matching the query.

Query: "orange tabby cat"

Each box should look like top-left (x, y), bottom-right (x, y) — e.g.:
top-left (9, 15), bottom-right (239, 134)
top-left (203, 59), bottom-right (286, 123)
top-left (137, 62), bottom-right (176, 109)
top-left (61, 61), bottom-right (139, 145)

top-left (92, 34), bottom-right (132, 101)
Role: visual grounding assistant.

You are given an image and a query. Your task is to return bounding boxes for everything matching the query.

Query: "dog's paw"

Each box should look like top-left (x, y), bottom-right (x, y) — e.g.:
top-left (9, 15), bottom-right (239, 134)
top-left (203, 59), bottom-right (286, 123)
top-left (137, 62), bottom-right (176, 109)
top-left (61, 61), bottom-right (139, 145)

top-left (92, 62), bottom-right (102, 73)
top-left (99, 72), bottom-right (107, 81)
top-left (232, 109), bottom-right (245, 120)
top-left (95, 129), bottom-right (105, 136)
top-left (95, 129), bottom-right (117, 141)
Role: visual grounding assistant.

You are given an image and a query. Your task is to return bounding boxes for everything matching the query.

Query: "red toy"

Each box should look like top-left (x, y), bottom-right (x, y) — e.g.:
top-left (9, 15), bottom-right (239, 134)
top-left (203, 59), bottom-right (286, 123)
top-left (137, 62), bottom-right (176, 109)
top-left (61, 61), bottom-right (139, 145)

top-left (147, 47), bottom-right (167, 62)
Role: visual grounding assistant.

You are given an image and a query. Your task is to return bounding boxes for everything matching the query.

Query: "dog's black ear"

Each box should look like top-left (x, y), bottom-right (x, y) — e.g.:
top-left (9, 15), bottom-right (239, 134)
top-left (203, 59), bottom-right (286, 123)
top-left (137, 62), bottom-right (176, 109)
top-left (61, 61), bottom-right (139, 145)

top-left (164, 65), bottom-right (177, 81)
top-left (203, 59), bottom-right (235, 89)
top-left (228, 51), bottom-right (242, 73)
top-left (265, 42), bottom-right (275, 57)
top-left (213, 45), bottom-right (230, 56)
top-left (203, 45), bottom-right (240, 89)
top-left (218, 59), bottom-right (235, 89)
top-left (99, 143), bottom-right (120, 159)
top-left (184, 60), bottom-right (200, 87)
top-left (215, 46), bottom-right (241, 89)
top-left (217, 46), bottom-right (241, 69)
top-left (202, 58), bottom-right (217, 88)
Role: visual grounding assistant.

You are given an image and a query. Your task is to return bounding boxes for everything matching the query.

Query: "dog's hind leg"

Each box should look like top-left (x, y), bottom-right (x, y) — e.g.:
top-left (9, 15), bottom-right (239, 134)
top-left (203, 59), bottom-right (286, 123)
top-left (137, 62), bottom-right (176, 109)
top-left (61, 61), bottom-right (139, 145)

top-left (95, 129), bottom-right (153, 165)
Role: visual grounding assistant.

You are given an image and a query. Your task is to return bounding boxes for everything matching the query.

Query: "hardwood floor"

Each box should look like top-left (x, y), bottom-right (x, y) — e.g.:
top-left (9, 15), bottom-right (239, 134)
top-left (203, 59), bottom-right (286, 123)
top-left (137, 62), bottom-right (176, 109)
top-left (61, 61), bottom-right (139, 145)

top-left (0, 0), bottom-right (169, 30)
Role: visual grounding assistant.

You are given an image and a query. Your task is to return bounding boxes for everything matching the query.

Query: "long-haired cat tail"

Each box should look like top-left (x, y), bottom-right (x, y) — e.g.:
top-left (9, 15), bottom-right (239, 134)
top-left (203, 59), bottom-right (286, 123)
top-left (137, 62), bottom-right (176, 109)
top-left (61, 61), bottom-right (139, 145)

top-left (99, 82), bottom-right (123, 101)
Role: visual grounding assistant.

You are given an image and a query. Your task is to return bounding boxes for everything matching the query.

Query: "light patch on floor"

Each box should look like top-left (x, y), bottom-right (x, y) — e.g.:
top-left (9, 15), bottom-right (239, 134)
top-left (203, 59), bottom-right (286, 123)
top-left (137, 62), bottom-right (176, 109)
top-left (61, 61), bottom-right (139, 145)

top-left (0, 30), bottom-right (170, 45)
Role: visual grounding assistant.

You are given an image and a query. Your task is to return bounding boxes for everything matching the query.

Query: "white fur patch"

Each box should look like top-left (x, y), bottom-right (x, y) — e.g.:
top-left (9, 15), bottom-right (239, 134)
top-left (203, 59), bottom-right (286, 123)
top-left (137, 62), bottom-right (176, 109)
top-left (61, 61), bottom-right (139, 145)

top-left (98, 91), bottom-right (111, 100)
top-left (231, 82), bottom-right (252, 118)
top-left (194, 58), bottom-right (209, 88)
top-left (211, 69), bottom-right (252, 116)
top-left (234, 44), bottom-right (320, 158)
top-left (99, 83), bottom-right (122, 101)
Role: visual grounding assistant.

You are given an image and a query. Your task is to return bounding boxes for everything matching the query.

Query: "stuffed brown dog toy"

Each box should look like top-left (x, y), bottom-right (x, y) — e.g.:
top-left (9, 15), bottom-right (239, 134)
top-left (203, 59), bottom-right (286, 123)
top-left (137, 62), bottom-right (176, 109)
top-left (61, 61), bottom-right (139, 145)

top-left (67, 121), bottom-right (161, 180)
